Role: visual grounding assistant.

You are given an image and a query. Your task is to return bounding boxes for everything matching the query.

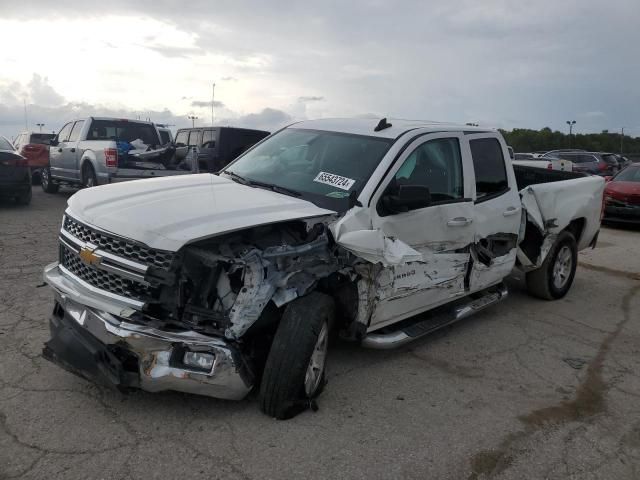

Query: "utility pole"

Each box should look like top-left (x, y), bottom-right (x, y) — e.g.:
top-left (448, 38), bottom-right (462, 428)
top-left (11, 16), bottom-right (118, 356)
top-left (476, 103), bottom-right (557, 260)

top-left (566, 120), bottom-right (576, 147)
top-left (621, 127), bottom-right (624, 154)
top-left (188, 115), bottom-right (198, 128)
top-left (211, 82), bottom-right (216, 126)
top-left (36, 123), bottom-right (45, 132)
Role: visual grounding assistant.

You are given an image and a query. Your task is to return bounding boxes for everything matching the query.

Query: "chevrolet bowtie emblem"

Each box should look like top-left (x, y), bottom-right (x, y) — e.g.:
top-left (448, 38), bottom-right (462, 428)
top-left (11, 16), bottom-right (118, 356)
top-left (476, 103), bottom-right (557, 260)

top-left (79, 246), bottom-right (102, 266)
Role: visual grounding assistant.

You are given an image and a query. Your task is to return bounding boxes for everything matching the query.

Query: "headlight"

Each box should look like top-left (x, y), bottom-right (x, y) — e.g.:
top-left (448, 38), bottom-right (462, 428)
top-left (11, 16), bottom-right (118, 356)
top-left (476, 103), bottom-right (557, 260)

top-left (182, 351), bottom-right (215, 372)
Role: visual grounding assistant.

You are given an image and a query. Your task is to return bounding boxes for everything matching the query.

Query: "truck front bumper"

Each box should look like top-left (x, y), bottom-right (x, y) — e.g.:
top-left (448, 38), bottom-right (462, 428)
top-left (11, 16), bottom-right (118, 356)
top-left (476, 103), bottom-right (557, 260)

top-left (43, 262), bottom-right (254, 400)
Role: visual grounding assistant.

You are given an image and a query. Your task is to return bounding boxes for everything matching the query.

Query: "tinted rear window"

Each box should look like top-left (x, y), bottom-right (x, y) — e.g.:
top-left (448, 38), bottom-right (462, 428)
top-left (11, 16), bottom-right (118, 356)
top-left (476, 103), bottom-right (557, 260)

top-left (29, 133), bottom-right (55, 145)
top-left (159, 130), bottom-right (171, 144)
top-left (86, 120), bottom-right (160, 145)
top-left (470, 138), bottom-right (509, 199)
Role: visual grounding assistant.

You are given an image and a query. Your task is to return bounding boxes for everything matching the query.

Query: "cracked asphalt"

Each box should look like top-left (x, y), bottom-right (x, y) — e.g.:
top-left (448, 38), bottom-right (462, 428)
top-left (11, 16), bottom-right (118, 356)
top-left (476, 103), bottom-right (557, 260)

top-left (1, 188), bottom-right (639, 479)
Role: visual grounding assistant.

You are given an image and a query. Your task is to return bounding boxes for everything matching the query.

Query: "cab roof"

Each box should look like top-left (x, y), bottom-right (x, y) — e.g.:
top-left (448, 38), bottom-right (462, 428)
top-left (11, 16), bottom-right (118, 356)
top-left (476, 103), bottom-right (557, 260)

top-left (288, 118), bottom-right (492, 139)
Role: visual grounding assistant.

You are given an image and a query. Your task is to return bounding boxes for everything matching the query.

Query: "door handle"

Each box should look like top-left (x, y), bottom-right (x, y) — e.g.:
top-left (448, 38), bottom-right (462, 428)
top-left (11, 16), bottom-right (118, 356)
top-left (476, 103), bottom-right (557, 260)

top-left (503, 206), bottom-right (520, 217)
top-left (70, 148), bottom-right (76, 153)
top-left (447, 217), bottom-right (473, 227)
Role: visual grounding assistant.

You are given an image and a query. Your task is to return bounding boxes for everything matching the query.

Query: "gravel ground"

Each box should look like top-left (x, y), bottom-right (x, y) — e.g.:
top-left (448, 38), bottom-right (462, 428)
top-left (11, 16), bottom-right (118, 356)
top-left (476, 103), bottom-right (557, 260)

top-left (1, 188), bottom-right (639, 480)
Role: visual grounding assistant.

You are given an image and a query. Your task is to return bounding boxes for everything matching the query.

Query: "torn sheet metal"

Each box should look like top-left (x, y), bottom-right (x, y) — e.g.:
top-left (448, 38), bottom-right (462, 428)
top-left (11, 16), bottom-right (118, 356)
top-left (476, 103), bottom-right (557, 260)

top-left (335, 229), bottom-right (422, 266)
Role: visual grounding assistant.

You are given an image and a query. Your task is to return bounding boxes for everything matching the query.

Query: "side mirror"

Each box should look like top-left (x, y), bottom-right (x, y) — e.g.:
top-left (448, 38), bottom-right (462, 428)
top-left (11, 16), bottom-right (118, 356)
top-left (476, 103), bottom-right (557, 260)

top-left (49, 138), bottom-right (59, 147)
top-left (382, 185), bottom-right (431, 214)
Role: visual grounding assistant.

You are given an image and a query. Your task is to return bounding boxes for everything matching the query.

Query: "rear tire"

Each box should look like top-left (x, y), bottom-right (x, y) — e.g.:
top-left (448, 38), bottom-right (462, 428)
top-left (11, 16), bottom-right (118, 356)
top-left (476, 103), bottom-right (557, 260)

top-left (41, 166), bottom-right (59, 193)
top-left (526, 231), bottom-right (577, 300)
top-left (259, 292), bottom-right (335, 420)
top-left (16, 185), bottom-right (32, 205)
top-left (82, 163), bottom-right (97, 188)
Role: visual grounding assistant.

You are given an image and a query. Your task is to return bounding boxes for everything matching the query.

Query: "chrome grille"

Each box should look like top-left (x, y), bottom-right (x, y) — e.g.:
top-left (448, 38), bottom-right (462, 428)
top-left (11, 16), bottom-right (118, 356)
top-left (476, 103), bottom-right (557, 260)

top-left (61, 245), bottom-right (152, 301)
top-left (63, 216), bottom-right (173, 269)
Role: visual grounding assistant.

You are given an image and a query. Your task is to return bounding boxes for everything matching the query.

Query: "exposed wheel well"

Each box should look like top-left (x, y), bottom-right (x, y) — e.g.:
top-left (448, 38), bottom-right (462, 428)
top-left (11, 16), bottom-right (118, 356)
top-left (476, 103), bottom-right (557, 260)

top-left (565, 217), bottom-right (586, 243)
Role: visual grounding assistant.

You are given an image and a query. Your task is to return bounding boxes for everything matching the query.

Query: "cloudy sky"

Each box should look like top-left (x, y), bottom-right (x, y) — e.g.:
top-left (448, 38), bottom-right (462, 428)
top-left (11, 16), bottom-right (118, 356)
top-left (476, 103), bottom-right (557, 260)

top-left (1, 0), bottom-right (639, 139)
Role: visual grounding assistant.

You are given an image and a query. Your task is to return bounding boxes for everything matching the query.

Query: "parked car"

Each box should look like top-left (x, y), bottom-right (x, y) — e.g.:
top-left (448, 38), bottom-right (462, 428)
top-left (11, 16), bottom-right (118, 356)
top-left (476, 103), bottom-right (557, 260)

top-left (42, 118), bottom-right (604, 419)
top-left (174, 126), bottom-right (269, 172)
top-left (12, 131), bottom-right (56, 184)
top-left (0, 135), bottom-right (32, 205)
top-left (600, 152), bottom-right (630, 170)
top-left (543, 151), bottom-right (618, 176)
top-left (43, 117), bottom-right (193, 193)
top-left (603, 163), bottom-right (640, 224)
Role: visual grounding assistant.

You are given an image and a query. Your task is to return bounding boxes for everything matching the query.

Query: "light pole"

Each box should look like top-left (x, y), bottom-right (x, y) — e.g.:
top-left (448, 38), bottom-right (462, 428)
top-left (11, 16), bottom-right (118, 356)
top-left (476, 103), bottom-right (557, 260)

top-left (36, 123), bottom-right (45, 132)
top-left (188, 115), bottom-right (198, 128)
top-left (211, 82), bottom-right (216, 126)
top-left (621, 127), bottom-right (624, 154)
top-left (566, 120), bottom-right (576, 147)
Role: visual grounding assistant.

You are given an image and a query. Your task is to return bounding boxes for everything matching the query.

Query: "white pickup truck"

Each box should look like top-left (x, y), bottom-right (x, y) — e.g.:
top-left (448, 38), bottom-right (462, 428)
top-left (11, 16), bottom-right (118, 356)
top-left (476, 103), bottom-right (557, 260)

top-left (42, 118), bottom-right (604, 419)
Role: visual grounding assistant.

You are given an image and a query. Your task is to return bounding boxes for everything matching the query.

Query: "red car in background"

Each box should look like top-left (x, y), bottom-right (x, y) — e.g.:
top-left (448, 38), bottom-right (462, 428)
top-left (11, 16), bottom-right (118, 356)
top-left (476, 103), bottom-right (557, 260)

top-left (603, 163), bottom-right (640, 224)
top-left (13, 131), bottom-right (55, 184)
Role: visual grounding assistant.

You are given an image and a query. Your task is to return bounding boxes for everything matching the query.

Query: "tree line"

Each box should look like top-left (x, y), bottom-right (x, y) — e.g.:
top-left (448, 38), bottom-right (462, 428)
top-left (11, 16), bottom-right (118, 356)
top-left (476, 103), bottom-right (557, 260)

top-left (499, 127), bottom-right (639, 154)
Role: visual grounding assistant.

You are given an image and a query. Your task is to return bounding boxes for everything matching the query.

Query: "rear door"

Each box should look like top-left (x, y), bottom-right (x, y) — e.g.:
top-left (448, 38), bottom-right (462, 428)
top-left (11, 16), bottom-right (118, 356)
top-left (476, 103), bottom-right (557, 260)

top-left (174, 130), bottom-right (189, 160)
top-left (61, 120), bottom-right (84, 180)
top-left (50, 122), bottom-right (73, 179)
top-left (198, 128), bottom-right (218, 171)
top-left (466, 134), bottom-right (521, 291)
top-left (367, 132), bottom-right (476, 329)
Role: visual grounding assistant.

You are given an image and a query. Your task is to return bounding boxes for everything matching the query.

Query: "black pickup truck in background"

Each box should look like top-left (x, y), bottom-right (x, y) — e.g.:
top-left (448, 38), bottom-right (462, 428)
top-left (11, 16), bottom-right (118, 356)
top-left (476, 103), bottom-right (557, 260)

top-left (174, 127), bottom-right (270, 172)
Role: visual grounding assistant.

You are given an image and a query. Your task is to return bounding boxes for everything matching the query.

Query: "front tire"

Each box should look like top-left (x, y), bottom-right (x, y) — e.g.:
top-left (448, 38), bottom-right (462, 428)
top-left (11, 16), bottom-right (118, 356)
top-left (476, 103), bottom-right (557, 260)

top-left (16, 185), bottom-right (32, 205)
top-left (41, 166), bottom-right (59, 193)
top-left (82, 163), bottom-right (98, 188)
top-left (526, 231), bottom-right (577, 300)
top-left (259, 292), bottom-right (335, 420)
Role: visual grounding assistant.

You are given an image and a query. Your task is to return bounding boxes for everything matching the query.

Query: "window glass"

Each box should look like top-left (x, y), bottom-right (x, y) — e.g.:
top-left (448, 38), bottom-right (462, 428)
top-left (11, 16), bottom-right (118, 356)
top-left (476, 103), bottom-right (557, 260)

top-left (614, 166), bottom-right (640, 182)
top-left (470, 138), bottom-right (509, 199)
top-left (85, 120), bottom-right (159, 145)
top-left (175, 131), bottom-right (188, 146)
top-left (68, 120), bottom-right (84, 142)
top-left (188, 130), bottom-right (200, 146)
top-left (159, 130), bottom-right (171, 144)
top-left (0, 136), bottom-right (14, 150)
top-left (57, 123), bottom-right (73, 142)
top-left (29, 133), bottom-right (55, 145)
top-left (202, 129), bottom-right (215, 146)
top-left (392, 137), bottom-right (464, 205)
top-left (225, 128), bottom-right (392, 212)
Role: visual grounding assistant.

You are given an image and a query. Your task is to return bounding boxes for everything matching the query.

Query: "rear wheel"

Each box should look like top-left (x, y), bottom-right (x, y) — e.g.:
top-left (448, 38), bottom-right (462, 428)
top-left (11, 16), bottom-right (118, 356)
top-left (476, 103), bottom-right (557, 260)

top-left (259, 292), bottom-right (335, 420)
top-left (41, 166), bottom-right (59, 193)
top-left (82, 163), bottom-right (97, 188)
top-left (526, 231), bottom-right (577, 300)
top-left (16, 185), bottom-right (32, 205)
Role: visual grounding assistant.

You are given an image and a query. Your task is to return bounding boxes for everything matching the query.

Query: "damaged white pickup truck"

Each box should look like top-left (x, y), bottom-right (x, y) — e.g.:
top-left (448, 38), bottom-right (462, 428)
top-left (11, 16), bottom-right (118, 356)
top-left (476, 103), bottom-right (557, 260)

top-left (43, 118), bottom-right (605, 419)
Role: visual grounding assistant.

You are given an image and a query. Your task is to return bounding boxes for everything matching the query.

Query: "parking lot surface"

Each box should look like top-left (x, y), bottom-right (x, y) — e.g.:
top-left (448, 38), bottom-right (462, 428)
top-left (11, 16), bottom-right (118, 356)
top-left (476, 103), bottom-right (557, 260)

top-left (1, 188), bottom-right (639, 480)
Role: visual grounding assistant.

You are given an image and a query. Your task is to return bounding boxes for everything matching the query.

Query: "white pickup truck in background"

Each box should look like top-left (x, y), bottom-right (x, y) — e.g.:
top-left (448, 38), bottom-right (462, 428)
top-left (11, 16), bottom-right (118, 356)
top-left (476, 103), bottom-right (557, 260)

top-left (42, 118), bottom-right (604, 419)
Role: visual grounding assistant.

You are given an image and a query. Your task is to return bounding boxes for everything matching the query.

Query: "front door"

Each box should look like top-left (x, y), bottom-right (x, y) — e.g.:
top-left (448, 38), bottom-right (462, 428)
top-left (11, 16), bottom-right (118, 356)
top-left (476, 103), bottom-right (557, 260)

top-left (50, 122), bottom-right (73, 180)
top-left (61, 120), bottom-right (84, 180)
top-left (368, 133), bottom-right (476, 330)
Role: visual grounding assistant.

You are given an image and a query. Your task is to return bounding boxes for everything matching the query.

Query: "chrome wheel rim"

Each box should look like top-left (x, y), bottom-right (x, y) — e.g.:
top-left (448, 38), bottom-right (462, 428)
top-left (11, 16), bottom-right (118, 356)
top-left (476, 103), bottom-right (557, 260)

top-left (85, 174), bottom-right (94, 187)
top-left (42, 169), bottom-right (48, 187)
top-left (552, 245), bottom-right (572, 289)
top-left (304, 321), bottom-right (329, 396)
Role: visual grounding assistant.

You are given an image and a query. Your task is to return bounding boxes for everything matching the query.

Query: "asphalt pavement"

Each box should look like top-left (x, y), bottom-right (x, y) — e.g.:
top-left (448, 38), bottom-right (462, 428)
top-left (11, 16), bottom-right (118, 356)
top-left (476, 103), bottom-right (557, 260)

top-left (1, 188), bottom-right (639, 479)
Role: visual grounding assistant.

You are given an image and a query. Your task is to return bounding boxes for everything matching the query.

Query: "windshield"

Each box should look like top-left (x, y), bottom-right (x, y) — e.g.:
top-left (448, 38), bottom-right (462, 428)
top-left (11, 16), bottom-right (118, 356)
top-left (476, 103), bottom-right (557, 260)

top-left (222, 128), bottom-right (393, 211)
top-left (0, 136), bottom-right (14, 151)
top-left (614, 166), bottom-right (640, 182)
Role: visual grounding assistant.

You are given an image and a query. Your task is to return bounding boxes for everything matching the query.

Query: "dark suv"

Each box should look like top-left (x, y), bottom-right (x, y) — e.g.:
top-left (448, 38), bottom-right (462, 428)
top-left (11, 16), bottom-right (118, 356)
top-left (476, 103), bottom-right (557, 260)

top-left (542, 151), bottom-right (619, 175)
top-left (174, 127), bottom-right (269, 172)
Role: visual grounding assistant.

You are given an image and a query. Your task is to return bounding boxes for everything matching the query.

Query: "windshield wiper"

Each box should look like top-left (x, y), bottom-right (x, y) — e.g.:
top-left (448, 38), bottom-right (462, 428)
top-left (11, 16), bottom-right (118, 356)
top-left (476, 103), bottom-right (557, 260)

top-left (223, 170), bottom-right (251, 186)
top-left (223, 171), bottom-right (302, 197)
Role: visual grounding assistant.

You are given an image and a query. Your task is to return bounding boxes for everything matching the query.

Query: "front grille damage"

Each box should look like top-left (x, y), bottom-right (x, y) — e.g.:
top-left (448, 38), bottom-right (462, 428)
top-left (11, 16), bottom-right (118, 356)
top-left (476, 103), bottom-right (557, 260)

top-left (145, 220), bottom-right (345, 339)
top-left (60, 214), bottom-right (347, 341)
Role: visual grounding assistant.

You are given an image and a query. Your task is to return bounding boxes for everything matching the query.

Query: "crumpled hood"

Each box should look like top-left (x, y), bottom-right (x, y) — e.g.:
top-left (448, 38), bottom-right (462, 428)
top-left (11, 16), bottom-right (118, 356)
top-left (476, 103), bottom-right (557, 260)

top-left (66, 174), bottom-right (335, 251)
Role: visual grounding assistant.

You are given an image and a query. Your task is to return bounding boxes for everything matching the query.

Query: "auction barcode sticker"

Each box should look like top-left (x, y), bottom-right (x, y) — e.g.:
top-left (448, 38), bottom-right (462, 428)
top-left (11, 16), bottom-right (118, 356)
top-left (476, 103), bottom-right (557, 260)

top-left (313, 171), bottom-right (356, 191)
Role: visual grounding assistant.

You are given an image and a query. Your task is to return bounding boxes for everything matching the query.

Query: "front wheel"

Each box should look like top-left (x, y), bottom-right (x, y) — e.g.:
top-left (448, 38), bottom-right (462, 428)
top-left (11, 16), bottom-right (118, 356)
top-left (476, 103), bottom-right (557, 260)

top-left (41, 166), bottom-right (59, 193)
top-left (259, 292), bottom-right (335, 420)
top-left (526, 231), bottom-right (577, 300)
